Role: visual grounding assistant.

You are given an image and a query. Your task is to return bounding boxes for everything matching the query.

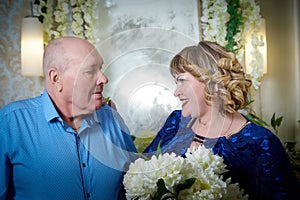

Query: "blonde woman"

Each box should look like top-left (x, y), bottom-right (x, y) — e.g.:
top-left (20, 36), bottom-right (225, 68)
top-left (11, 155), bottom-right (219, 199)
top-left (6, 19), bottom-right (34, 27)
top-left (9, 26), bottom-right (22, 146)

top-left (144, 41), bottom-right (298, 199)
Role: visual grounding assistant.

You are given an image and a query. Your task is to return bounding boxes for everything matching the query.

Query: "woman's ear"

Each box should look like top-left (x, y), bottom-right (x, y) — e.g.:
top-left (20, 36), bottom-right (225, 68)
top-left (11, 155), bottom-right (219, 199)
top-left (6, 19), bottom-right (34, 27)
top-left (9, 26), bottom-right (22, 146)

top-left (207, 83), bottom-right (219, 98)
top-left (48, 67), bottom-right (63, 92)
top-left (206, 81), bottom-right (217, 95)
top-left (214, 84), bottom-right (219, 93)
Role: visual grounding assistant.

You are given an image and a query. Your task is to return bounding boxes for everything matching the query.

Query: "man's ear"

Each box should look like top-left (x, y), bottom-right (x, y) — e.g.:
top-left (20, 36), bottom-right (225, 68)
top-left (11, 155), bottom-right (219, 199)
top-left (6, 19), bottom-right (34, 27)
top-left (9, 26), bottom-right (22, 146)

top-left (48, 67), bottom-right (62, 91)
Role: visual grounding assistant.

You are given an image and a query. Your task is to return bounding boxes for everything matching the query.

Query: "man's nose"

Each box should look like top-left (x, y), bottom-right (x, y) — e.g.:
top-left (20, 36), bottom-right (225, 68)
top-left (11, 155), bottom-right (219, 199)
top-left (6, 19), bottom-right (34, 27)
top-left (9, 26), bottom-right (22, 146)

top-left (97, 73), bottom-right (108, 85)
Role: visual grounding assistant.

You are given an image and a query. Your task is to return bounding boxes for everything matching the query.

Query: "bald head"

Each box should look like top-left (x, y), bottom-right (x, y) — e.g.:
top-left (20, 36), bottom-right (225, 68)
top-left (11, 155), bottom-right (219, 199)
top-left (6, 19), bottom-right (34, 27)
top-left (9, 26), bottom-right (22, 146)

top-left (43, 36), bottom-right (97, 76)
top-left (43, 36), bottom-right (107, 118)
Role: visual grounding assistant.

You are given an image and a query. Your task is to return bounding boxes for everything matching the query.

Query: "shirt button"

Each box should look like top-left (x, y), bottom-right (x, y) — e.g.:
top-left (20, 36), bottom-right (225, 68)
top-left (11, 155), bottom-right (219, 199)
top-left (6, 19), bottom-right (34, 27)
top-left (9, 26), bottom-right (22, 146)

top-left (86, 193), bottom-right (90, 198)
top-left (82, 163), bottom-right (86, 167)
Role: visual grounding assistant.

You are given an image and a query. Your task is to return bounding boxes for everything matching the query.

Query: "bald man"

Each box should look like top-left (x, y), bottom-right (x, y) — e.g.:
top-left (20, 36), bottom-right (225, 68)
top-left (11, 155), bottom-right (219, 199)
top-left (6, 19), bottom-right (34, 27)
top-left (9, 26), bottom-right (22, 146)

top-left (0, 36), bottom-right (137, 200)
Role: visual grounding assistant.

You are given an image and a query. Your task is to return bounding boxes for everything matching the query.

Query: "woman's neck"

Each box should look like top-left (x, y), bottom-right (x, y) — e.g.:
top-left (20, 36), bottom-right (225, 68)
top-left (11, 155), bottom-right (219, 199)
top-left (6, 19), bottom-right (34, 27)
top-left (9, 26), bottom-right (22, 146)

top-left (192, 111), bottom-right (244, 138)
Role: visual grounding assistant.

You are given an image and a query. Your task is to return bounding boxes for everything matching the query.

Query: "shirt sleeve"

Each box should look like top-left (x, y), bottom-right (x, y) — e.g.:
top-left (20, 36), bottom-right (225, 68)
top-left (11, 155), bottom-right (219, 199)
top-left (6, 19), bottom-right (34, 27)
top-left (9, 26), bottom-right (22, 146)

top-left (0, 112), bottom-right (12, 199)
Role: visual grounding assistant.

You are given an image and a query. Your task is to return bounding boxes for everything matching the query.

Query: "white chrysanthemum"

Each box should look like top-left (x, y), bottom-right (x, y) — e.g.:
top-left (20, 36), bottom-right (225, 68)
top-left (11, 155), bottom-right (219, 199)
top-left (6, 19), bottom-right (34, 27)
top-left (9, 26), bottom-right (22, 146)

top-left (185, 146), bottom-right (227, 175)
top-left (124, 146), bottom-right (247, 200)
top-left (123, 153), bottom-right (185, 199)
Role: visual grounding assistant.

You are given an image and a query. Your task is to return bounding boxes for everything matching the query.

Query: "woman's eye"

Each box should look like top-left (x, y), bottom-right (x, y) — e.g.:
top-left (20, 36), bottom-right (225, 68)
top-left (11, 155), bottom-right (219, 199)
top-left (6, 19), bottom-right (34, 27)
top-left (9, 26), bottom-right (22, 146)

top-left (178, 78), bottom-right (185, 82)
top-left (176, 78), bottom-right (186, 84)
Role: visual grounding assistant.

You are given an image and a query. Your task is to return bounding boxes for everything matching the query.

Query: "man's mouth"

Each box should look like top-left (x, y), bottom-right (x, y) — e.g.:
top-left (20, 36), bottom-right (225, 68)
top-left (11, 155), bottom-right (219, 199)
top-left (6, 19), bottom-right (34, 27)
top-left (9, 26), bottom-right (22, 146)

top-left (93, 91), bottom-right (103, 98)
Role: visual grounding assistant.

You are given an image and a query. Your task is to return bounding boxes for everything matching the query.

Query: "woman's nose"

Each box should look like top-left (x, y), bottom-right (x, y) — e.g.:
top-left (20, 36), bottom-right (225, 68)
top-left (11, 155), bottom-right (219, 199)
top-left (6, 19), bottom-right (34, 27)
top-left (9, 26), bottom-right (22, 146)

top-left (174, 86), bottom-right (181, 97)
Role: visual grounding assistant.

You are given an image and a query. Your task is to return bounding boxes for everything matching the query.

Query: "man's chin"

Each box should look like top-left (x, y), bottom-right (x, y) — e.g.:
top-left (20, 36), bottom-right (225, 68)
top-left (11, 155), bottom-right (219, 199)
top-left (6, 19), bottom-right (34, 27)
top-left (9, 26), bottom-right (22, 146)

top-left (94, 100), bottom-right (105, 110)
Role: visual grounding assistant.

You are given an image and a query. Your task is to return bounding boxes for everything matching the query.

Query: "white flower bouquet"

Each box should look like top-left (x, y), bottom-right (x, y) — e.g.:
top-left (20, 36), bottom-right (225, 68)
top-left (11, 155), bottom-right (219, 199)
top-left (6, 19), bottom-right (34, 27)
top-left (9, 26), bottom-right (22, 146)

top-left (123, 146), bottom-right (248, 200)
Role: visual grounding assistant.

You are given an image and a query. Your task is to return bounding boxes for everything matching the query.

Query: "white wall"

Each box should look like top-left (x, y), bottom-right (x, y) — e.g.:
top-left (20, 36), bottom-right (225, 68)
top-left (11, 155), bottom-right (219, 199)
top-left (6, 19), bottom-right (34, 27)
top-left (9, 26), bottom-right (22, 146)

top-left (295, 0), bottom-right (300, 144)
top-left (255, 0), bottom-right (299, 142)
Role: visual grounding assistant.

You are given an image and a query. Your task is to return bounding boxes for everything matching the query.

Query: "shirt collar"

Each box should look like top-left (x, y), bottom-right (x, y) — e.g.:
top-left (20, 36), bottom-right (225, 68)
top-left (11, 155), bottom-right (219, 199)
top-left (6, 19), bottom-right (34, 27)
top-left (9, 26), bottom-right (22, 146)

top-left (41, 89), bottom-right (101, 129)
top-left (41, 89), bottom-right (62, 123)
top-left (81, 112), bottom-right (100, 128)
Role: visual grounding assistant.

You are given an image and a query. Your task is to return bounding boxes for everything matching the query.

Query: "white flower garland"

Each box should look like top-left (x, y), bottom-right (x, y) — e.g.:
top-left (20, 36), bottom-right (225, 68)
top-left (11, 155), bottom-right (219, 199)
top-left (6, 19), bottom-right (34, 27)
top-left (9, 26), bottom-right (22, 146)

top-left (201, 0), bottom-right (265, 89)
top-left (201, 0), bottom-right (229, 47)
top-left (35, 0), bottom-right (96, 44)
top-left (53, 1), bottom-right (69, 38)
top-left (123, 146), bottom-right (247, 199)
top-left (71, 0), bottom-right (96, 43)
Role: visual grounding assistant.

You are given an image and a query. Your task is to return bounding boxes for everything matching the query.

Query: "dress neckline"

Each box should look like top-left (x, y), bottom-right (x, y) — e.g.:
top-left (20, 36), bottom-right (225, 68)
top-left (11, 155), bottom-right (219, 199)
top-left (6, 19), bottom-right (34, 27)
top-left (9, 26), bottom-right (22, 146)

top-left (226, 121), bottom-right (252, 139)
top-left (192, 120), bottom-right (252, 144)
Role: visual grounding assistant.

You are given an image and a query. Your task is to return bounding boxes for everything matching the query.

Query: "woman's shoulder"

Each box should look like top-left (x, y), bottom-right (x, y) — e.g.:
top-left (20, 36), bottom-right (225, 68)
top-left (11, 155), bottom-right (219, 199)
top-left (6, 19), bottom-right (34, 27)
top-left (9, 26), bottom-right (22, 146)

top-left (168, 110), bottom-right (182, 119)
top-left (227, 120), bottom-right (283, 150)
top-left (143, 110), bottom-right (182, 153)
top-left (162, 110), bottom-right (182, 127)
top-left (239, 120), bottom-right (275, 138)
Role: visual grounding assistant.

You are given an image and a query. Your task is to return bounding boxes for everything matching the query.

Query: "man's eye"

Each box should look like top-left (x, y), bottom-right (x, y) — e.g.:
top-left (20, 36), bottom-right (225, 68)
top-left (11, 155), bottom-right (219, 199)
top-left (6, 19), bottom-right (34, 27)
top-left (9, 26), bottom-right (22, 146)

top-left (85, 71), bottom-right (95, 75)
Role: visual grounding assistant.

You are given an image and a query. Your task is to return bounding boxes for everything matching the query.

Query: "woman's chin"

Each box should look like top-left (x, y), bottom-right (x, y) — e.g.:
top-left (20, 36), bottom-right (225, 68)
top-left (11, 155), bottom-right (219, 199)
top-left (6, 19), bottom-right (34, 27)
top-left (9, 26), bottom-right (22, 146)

top-left (181, 110), bottom-right (190, 118)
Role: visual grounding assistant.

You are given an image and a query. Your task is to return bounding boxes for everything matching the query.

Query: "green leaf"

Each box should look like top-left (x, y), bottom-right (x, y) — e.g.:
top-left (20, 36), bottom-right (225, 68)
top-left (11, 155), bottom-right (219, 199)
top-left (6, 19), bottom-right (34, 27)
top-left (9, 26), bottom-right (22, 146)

top-left (175, 178), bottom-right (196, 195)
top-left (104, 97), bottom-right (110, 103)
top-left (38, 15), bottom-right (44, 23)
top-left (276, 116), bottom-right (283, 127)
top-left (156, 140), bottom-right (162, 157)
top-left (153, 179), bottom-right (175, 200)
top-left (245, 99), bottom-right (255, 107)
top-left (271, 113), bottom-right (276, 128)
top-left (246, 113), bottom-right (269, 127)
top-left (271, 113), bottom-right (283, 131)
top-left (33, 0), bottom-right (40, 5)
top-left (41, 5), bottom-right (47, 13)
top-left (225, 0), bottom-right (243, 54)
top-left (131, 135), bottom-right (136, 141)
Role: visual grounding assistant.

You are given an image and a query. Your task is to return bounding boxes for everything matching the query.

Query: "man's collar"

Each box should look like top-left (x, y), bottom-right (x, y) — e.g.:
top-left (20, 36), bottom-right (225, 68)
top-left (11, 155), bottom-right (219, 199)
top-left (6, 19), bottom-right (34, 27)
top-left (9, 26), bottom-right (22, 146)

top-left (42, 89), bottom-right (100, 128)
top-left (42, 89), bottom-right (62, 123)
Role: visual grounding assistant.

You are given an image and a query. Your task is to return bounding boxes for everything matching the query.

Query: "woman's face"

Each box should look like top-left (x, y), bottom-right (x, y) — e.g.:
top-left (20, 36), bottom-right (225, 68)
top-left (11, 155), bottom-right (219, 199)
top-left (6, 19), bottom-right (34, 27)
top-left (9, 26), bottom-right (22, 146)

top-left (174, 72), bottom-right (208, 118)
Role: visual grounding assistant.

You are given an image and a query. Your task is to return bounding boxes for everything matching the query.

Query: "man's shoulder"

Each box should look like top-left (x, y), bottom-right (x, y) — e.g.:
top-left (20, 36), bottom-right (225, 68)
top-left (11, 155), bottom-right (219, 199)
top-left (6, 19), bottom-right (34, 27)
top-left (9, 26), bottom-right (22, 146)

top-left (96, 104), bottom-right (116, 116)
top-left (95, 104), bottom-right (124, 123)
top-left (0, 96), bottom-right (42, 116)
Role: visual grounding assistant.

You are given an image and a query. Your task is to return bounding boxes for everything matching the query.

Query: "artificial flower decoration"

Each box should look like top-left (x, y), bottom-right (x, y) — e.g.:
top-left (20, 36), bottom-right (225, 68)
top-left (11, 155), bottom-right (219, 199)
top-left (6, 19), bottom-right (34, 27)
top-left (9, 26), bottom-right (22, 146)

top-left (123, 146), bottom-right (247, 199)
top-left (34, 0), bottom-right (96, 44)
top-left (201, 0), bottom-right (265, 89)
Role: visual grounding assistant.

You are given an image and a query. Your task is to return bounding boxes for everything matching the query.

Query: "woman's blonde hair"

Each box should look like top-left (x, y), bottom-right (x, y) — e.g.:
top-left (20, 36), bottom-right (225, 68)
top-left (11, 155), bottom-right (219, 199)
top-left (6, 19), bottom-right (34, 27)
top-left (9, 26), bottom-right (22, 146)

top-left (170, 41), bottom-right (252, 114)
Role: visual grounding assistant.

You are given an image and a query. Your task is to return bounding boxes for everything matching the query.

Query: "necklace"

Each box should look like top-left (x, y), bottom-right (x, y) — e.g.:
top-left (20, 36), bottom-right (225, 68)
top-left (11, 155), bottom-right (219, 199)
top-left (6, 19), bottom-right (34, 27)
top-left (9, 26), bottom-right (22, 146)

top-left (221, 113), bottom-right (234, 136)
top-left (191, 113), bottom-right (234, 144)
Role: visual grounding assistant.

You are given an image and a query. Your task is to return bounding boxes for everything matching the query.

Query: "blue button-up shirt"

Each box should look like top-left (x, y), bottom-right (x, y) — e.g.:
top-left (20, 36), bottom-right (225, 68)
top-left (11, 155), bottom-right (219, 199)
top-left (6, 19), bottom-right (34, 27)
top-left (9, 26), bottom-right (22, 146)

top-left (0, 90), bottom-right (137, 200)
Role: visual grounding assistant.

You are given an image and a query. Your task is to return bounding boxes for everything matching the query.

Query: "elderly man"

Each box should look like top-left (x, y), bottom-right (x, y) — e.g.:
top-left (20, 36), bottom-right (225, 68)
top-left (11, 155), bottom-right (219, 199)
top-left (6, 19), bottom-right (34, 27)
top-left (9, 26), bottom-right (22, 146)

top-left (0, 36), bottom-right (137, 199)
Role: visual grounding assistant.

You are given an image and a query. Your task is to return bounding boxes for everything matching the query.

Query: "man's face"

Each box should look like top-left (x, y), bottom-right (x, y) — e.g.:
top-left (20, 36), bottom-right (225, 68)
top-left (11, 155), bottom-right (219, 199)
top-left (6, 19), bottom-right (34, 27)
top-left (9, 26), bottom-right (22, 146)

top-left (63, 49), bottom-right (108, 116)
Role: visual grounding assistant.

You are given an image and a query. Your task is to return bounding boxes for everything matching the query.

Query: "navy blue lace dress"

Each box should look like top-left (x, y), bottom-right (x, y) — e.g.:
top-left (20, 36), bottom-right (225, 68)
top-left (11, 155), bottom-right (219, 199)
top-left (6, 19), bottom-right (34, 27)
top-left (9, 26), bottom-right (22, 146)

top-left (144, 110), bottom-right (298, 200)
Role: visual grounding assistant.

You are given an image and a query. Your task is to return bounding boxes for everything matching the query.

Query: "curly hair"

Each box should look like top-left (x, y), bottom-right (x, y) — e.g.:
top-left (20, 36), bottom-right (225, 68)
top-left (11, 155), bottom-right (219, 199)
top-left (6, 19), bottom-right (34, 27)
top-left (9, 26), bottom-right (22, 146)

top-left (170, 41), bottom-right (252, 114)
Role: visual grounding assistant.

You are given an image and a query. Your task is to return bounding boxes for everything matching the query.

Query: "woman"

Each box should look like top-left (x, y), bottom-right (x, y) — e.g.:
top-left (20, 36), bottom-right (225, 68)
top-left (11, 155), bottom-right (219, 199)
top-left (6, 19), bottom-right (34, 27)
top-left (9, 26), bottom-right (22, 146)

top-left (144, 41), bottom-right (297, 199)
